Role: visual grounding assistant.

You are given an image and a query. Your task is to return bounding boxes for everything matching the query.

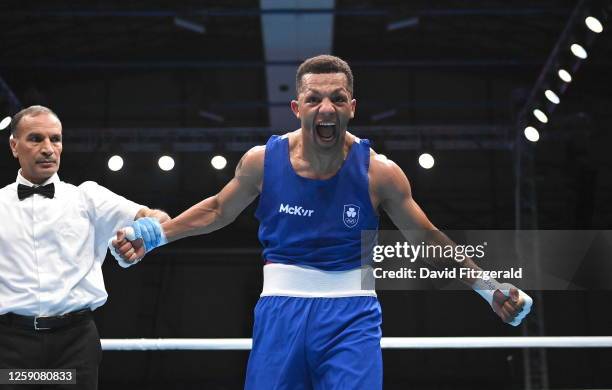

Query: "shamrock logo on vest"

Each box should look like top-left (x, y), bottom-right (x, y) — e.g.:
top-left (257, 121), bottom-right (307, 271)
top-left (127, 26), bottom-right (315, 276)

top-left (343, 204), bottom-right (360, 228)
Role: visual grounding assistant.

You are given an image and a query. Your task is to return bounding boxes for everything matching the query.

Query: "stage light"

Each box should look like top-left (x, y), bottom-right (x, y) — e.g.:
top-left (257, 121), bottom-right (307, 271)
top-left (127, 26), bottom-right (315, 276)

top-left (418, 153), bottom-right (434, 169)
top-left (571, 43), bottom-right (588, 59)
top-left (0, 116), bottom-right (11, 131)
top-left (524, 126), bottom-right (540, 142)
top-left (545, 90), bottom-right (560, 104)
top-left (585, 16), bottom-right (603, 33)
top-left (158, 155), bottom-right (175, 171)
top-left (107, 155), bottom-right (124, 172)
top-left (558, 69), bottom-right (572, 83)
top-left (211, 155), bottom-right (227, 170)
top-left (533, 109), bottom-right (548, 123)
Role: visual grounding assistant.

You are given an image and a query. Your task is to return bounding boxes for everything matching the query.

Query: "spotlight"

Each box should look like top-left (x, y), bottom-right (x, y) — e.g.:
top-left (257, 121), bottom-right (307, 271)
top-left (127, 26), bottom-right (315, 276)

top-left (570, 43), bottom-right (588, 59)
top-left (0, 116), bottom-right (11, 131)
top-left (524, 126), bottom-right (540, 142)
top-left (158, 155), bottom-right (175, 171)
top-left (558, 69), bottom-right (572, 83)
top-left (545, 90), bottom-right (560, 104)
top-left (107, 155), bottom-right (124, 172)
top-left (585, 16), bottom-right (603, 33)
top-left (518, 2), bottom-right (605, 138)
top-left (533, 109), bottom-right (548, 123)
top-left (418, 153), bottom-right (434, 169)
top-left (211, 155), bottom-right (227, 170)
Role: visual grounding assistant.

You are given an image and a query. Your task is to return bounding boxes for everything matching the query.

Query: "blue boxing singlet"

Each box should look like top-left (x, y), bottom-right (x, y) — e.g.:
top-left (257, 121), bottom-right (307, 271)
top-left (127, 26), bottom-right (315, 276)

top-left (255, 134), bottom-right (379, 271)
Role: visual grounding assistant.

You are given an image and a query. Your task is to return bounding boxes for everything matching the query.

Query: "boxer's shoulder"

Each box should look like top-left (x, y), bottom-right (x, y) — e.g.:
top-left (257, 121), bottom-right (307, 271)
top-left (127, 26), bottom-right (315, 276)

top-left (236, 145), bottom-right (265, 191)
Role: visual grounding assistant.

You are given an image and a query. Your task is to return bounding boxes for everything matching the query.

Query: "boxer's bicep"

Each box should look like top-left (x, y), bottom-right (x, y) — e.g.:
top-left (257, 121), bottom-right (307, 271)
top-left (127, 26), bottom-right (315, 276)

top-left (214, 176), bottom-right (260, 224)
top-left (216, 145), bottom-right (265, 220)
top-left (234, 145), bottom-right (265, 192)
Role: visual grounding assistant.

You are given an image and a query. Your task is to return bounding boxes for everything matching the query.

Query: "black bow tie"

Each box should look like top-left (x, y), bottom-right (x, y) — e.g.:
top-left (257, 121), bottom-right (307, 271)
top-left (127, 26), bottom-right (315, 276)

top-left (18, 183), bottom-right (55, 200)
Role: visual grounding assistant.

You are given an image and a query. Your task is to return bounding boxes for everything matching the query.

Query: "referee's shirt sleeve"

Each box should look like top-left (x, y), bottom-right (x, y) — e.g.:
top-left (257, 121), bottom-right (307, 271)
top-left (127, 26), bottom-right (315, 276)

top-left (79, 181), bottom-right (145, 262)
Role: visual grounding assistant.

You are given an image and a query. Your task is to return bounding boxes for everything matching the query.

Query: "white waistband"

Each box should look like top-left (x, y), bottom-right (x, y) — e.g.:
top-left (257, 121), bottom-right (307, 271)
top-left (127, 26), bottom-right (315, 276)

top-left (261, 263), bottom-right (377, 298)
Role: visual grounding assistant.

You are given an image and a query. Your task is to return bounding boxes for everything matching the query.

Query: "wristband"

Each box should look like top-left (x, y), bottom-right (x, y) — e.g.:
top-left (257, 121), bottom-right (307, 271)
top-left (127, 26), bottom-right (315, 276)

top-left (125, 217), bottom-right (168, 253)
top-left (508, 288), bottom-right (533, 326)
top-left (472, 277), bottom-right (503, 305)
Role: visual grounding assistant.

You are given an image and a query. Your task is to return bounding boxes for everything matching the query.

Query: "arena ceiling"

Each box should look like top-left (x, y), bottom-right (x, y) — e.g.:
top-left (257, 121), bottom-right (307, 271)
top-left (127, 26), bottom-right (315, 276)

top-left (1, 1), bottom-right (609, 126)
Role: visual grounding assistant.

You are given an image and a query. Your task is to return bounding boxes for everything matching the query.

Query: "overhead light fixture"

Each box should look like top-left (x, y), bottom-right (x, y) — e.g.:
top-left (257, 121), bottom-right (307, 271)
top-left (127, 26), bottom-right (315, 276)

top-left (418, 153), bottom-right (434, 169)
top-left (0, 116), bottom-right (11, 131)
top-left (517, 2), bottom-right (605, 139)
top-left (585, 16), bottom-right (603, 33)
top-left (524, 126), bottom-right (540, 142)
top-left (211, 155), bottom-right (227, 170)
top-left (158, 155), bottom-right (175, 171)
top-left (544, 90), bottom-right (560, 104)
top-left (533, 109), bottom-right (548, 123)
top-left (558, 69), bottom-right (572, 83)
top-left (570, 43), bottom-right (588, 59)
top-left (107, 155), bottom-right (124, 172)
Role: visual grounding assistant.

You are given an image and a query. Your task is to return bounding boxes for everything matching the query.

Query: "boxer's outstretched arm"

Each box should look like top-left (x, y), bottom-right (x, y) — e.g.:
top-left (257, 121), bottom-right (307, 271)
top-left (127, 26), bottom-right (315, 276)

top-left (163, 146), bottom-right (265, 242)
top-left (371, 152), bottom-right (488, 279)
top-left (109, 146), bottom-right (263, 264)
top-left (370, 152), bottom-right (532, 326)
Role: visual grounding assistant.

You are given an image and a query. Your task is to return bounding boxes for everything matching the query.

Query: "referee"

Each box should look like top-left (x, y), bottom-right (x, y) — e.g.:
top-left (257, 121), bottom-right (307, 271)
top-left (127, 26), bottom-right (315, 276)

top-left (0, 105), bottom-right (169, 389)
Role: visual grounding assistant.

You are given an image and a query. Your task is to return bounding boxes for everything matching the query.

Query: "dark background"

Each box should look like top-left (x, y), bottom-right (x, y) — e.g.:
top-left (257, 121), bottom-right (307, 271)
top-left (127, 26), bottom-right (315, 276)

top-left (1, 1), bottom-right (611, 389)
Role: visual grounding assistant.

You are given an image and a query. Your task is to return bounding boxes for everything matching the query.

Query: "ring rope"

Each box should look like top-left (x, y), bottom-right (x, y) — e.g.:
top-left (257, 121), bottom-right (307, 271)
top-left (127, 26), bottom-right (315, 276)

top-left (101, 337), bottom-right (612, 351)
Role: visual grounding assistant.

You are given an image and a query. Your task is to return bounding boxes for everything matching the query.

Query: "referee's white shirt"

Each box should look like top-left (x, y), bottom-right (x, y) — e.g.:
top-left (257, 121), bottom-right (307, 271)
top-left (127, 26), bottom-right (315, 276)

top-left (0, 171), bottom-right (143, 317)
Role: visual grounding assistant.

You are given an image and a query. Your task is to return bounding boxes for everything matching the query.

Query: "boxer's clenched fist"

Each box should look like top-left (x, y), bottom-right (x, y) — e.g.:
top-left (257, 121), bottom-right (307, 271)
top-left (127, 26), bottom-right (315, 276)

top-left (491, 284), bottom-right (533, 326)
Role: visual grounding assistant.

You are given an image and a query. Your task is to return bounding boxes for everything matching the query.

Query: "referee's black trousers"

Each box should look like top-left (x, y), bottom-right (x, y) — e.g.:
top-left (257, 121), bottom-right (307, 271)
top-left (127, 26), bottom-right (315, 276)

top-left (0, 316), bottom-right (101, 390)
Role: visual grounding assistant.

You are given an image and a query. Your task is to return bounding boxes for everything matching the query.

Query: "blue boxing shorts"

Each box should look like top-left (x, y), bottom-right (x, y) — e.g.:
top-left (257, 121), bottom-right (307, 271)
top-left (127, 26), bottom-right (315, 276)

top-left (245, 295), bottom-right (382, 390)
top-left (245, 265), bottom-right (382, 390)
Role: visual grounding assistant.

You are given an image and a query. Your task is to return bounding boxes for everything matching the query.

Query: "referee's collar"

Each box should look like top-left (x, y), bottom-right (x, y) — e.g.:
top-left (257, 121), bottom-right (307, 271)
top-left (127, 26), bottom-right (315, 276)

top-left (16, 170), bottom-right (60, 187)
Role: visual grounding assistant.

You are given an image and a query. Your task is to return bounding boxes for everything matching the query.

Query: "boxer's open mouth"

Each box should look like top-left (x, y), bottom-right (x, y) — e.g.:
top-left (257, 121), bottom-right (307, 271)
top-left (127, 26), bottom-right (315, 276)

top-left (315, 122), bottom-right (337, 143)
